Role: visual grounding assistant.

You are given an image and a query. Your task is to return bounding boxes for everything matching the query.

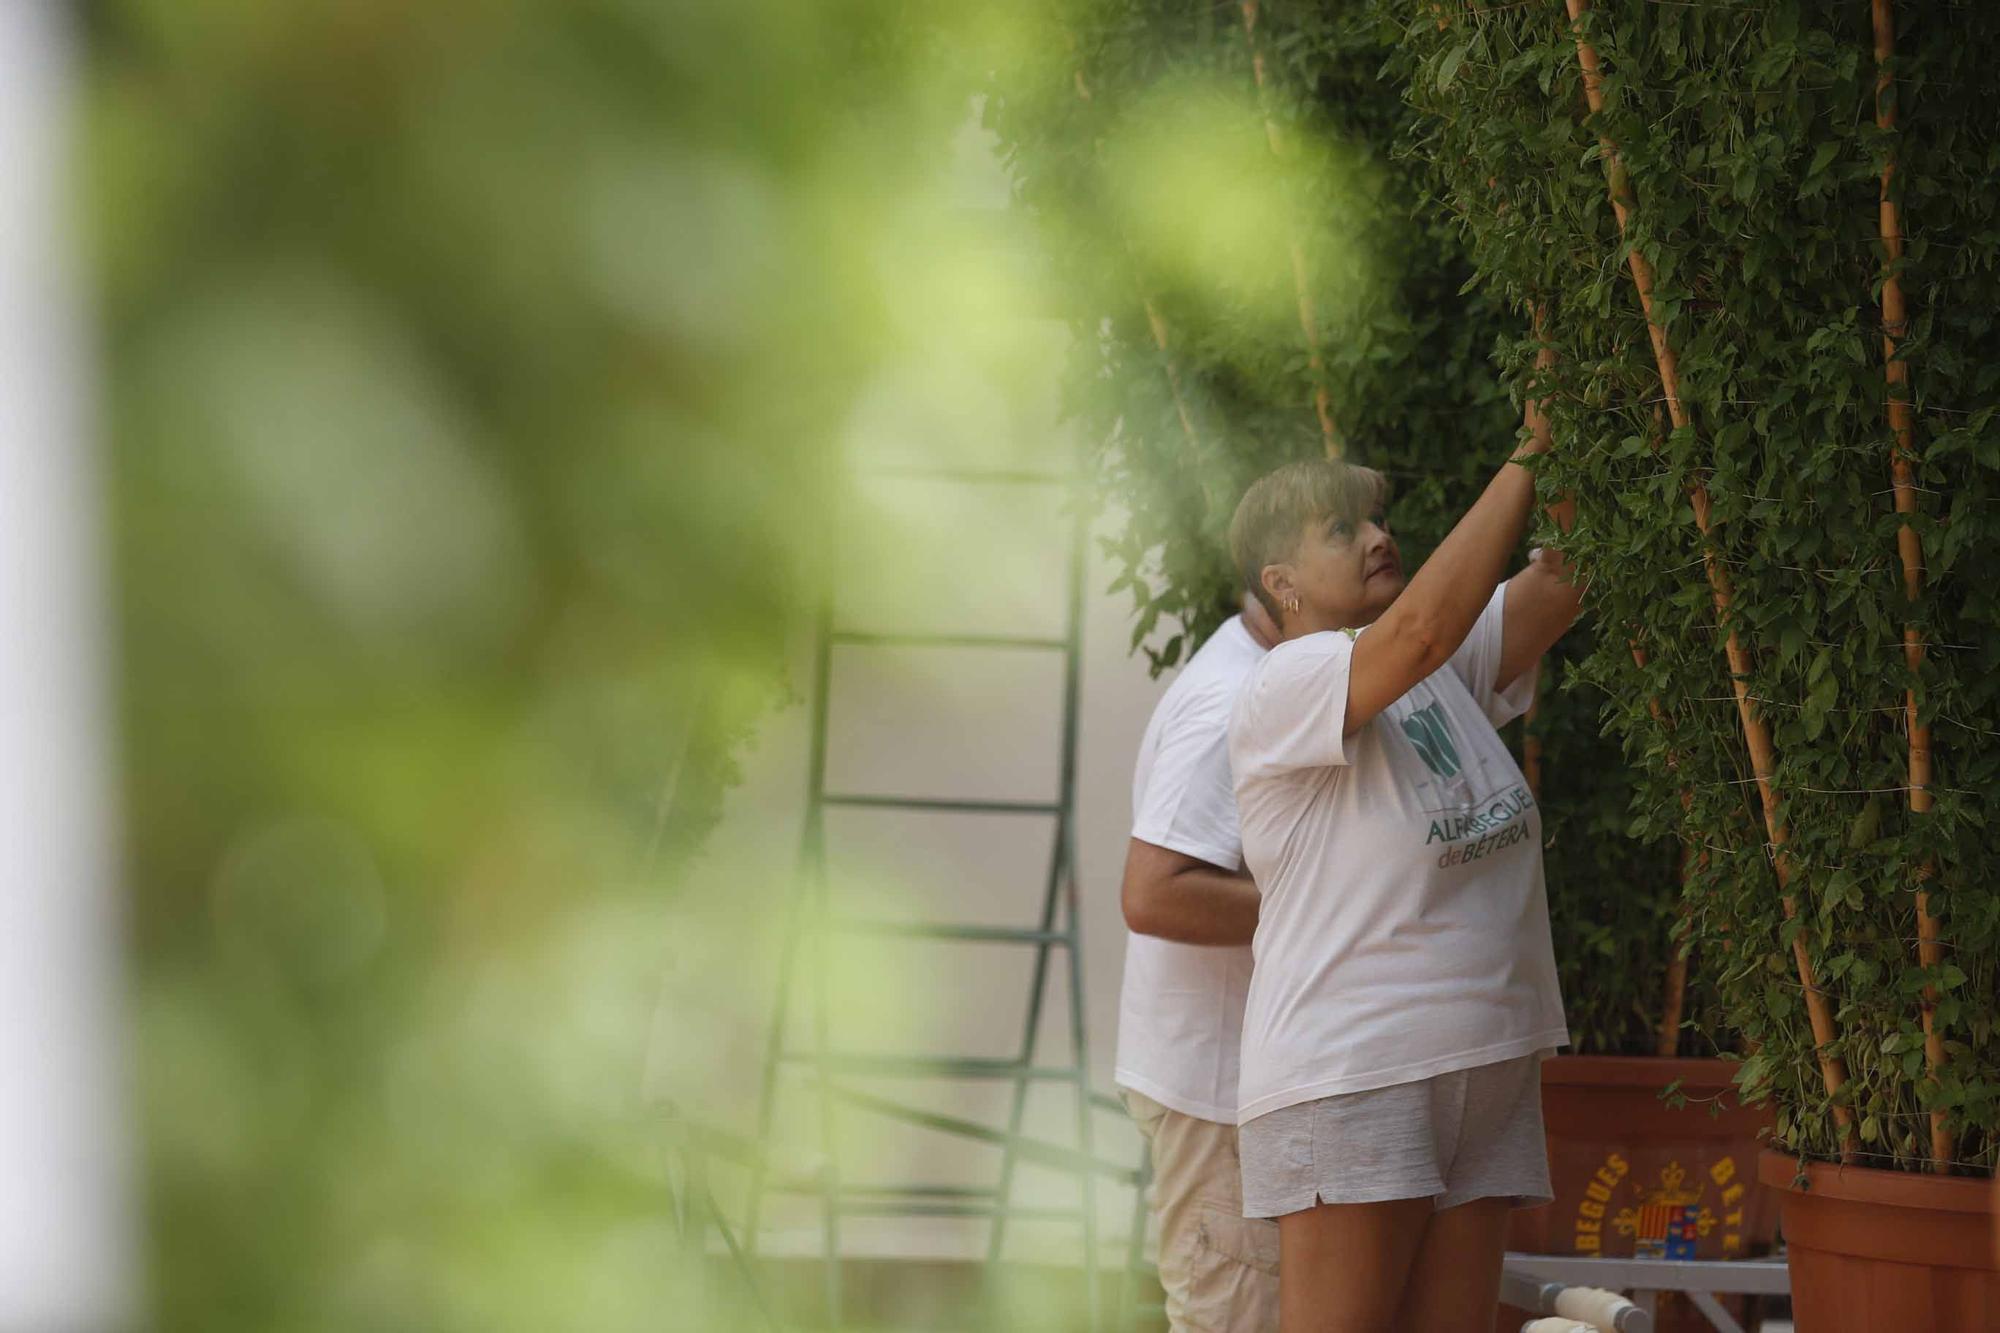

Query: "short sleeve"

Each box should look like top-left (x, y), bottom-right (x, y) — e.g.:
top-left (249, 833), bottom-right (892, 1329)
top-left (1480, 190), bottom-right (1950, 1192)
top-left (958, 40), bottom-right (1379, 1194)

top-left (1446, 584), bottom-right (1537, 726)
top-left (1131, 695), bottom-right (1243, 872)
top-left (1228, 632), bottom-right (1353, 781)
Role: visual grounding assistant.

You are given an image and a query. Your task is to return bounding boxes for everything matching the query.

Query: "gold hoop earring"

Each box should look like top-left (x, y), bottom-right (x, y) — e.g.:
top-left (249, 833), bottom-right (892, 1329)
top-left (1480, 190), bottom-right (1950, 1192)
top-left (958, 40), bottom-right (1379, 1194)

top-left (1283, 596), bottom-right (1301, 615)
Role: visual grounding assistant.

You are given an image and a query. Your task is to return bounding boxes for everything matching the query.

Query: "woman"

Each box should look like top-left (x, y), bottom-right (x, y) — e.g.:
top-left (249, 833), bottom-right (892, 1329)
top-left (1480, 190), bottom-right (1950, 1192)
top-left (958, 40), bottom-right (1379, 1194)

top-left (1224, 407), bottom-right (1582, 1332)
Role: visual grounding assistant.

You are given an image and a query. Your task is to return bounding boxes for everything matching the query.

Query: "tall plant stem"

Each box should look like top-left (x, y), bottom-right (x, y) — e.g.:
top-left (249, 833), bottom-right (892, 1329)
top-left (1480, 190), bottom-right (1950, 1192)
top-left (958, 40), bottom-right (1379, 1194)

top-left (1074, 68), bottom-right (1204, 456)
top-left (1871, 0), bottom-right (1954, 1172)
top-left (1629, 640), bottom-right (1693, 1059)
top-left (1659, 848), bottom-right (1691, 1058)
top-left (1238, 1), bottom-right (1340, 458)
top-left (1520, 685), bottom-right (1541, 799)
top-left (1565, 0), bottom-right (1857, 1160)
top-left (1518, 319), bottom-right (1566, 802)
top-left (1141, 300), bottom-right (1203, 453)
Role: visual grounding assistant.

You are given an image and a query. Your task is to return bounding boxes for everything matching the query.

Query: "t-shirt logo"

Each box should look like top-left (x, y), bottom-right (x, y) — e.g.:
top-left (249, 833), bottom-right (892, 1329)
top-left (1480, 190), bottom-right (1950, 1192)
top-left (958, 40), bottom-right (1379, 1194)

top-left (1400, 701), bottom-right (1462, 779)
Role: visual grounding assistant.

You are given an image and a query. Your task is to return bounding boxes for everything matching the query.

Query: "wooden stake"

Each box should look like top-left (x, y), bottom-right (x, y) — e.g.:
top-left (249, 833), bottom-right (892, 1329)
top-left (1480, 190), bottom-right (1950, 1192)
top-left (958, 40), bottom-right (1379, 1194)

top-left (1238, 0), bottom-right (1340, 458)
top-left (1565, 0), bottom-right (1857, 1159)
top-left (1872, 0), bottom-right (1954, 1172)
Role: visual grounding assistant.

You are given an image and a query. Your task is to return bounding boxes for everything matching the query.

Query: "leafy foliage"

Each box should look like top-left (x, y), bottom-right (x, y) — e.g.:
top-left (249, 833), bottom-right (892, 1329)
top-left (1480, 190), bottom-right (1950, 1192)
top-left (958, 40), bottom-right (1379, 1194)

top-left (990, 0), bottom-right (1689, 1057)
top-left (1381, 0), bottom-right (2000, 1173)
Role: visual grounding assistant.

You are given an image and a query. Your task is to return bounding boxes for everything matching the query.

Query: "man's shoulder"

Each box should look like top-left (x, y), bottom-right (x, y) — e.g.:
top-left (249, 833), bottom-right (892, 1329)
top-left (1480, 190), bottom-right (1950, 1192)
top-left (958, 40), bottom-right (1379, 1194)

top-left (1159, 619), bottom-right (1261, 708)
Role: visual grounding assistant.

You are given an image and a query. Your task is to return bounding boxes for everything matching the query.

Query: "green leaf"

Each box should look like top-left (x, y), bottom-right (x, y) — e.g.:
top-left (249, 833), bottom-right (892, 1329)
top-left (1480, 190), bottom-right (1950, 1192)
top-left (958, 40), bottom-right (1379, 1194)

top-left (1846, 798), bottom-right (1883, 850)
top-left (1436, 42), bottom-right (1469, 92)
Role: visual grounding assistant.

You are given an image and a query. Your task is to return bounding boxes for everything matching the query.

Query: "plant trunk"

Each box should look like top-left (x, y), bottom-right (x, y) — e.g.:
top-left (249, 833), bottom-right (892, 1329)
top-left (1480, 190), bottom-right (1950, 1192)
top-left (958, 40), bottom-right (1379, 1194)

top-left (1520, 685), bottom-right (1541, 800)
top-left (1238, 1), bottom-right (1339, 457)
top-left (1871, 0), bottom-right (1954, 1173)
top-left (1519, 329), bottom-right (1557, 803)
top-left (1141, 298), bottom-right (1203, 453)
top-left (1075, 67), bottom-right (1205, 456)
top-left (1628, 638), bottom-right (1694, 1060)
top-left (1657, 847), bottom-right (1689, 1059)
top-left (1565, 0), bottom-right (1857, 1160)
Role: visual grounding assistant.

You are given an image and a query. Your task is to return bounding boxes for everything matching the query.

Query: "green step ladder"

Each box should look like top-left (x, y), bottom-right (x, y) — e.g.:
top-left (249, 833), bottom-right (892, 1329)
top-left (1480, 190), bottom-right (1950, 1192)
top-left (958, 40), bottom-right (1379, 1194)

top-left (746, 461), bottom-right (1149, 1330)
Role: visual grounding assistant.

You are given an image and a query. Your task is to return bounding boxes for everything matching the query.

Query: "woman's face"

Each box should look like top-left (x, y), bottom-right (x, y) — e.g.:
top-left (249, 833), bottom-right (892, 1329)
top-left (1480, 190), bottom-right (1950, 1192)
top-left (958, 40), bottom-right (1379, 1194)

top-left (1273, 507), bottom-right (1404, 634)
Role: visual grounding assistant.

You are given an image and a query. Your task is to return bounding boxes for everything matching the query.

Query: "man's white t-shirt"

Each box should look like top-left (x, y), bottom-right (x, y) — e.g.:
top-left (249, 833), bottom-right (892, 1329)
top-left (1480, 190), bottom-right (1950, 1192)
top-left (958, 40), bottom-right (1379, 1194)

top-left (1227, 586), bottom-right (1568, 1124)
top-left (1113, 614), bottom-right (1266, 1125)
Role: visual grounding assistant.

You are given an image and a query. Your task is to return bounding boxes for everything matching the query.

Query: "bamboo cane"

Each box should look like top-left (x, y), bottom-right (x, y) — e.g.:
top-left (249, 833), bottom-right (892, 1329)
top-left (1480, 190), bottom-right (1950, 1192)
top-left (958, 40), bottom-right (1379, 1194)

top-left (1521, 685), bottom-right (1542, 799)
top-left (1631, 409), bottom-right (1694, 1058)
top-left (1628, 639), bottom-right (1694, 1058)
top-left (1519, 329), bottom-right (1559, 801)
top-left (1565, 0), bottom-right (1857, 1159)
top-left (1871, 0), bottom-right (1954, 1172)
top-left (1141, 299), bottom-right (1204, 453)
top-left (1657, 848), bottom-right (1691, 1058)
top-left (1238, 0), bottom-right (1340, 458)
top-left (1075, 67), bottom-right (1206, 456)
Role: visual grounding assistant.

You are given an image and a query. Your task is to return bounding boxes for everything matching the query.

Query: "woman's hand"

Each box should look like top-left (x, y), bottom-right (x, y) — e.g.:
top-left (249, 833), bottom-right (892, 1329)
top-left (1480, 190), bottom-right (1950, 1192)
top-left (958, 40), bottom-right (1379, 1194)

top-left (1496, 546), bottom-right (1584, 694)
top-left (1342, 409), bottom-right (1546, 735)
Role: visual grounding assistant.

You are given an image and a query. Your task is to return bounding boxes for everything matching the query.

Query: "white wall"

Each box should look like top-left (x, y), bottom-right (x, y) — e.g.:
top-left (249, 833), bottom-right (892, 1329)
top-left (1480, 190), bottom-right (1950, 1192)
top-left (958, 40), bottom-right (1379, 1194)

top-left (671, 481), bottom-right (1171, 1266)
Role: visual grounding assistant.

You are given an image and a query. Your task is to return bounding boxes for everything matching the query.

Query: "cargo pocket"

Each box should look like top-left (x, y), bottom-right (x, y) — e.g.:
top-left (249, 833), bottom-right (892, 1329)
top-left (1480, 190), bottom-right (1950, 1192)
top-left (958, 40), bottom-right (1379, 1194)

top-left (1179, 1206), bottom-right (1280, 1333)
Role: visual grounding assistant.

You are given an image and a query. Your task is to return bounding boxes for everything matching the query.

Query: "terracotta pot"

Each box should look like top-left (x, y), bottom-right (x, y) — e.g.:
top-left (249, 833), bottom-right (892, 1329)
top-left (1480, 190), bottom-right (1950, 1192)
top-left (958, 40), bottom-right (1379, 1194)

top-left (1498, 1056), bottom-right (1778, 1333)
top-left (1759, 1150), bottom-right (2000, 1332)
top-left (1513, 1056), bottom-right (1778, 1260)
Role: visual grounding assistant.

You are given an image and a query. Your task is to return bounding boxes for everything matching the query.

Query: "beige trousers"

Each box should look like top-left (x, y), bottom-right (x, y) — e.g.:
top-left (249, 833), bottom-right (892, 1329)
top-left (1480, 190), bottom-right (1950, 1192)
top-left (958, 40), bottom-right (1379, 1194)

top-left (1124, 1090), bottom-right (1281, 1333)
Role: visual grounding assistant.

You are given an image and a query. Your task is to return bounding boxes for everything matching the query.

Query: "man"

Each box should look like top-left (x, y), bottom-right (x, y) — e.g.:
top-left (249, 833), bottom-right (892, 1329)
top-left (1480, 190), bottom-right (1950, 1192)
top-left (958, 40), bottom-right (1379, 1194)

top-left (1114, 592), bottom-right (1280, 1333)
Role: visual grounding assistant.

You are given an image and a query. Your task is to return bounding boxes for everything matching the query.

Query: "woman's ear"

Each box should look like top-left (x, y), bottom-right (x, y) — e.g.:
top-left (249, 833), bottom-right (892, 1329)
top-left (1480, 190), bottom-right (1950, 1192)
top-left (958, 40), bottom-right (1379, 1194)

top-left (1259, 563), bottom-right (1292, 611)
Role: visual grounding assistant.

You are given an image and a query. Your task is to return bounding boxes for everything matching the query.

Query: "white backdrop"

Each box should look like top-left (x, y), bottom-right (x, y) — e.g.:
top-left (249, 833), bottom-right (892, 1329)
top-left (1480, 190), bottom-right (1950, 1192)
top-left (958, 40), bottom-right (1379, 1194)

top-left (652, 104), bottom-right (1180, 1268)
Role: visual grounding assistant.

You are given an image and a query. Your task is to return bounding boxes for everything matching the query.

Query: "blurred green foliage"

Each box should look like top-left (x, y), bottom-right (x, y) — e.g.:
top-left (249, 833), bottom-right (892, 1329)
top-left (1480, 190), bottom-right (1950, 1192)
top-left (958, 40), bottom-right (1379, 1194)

top-left (84, 0), bottom-right (1080, 1327)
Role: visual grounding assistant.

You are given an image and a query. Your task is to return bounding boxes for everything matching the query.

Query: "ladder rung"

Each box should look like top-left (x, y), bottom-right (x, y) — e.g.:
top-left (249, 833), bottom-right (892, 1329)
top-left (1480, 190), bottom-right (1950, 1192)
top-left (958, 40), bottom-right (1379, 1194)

top-left (837, 1184), bottom-right (999, 1200)
top-left (780, 1053), bottom-right (1083, 1081)
top-left (818, 1082), bottom-right (1144, 1186)
top-left (831, 920), bottom-right (1072, 946)
top-left (833, 1200), bottom-right (1084, 1220)
top-left (831, 631), bottom-right (1069, 651)
top-left (821, 794), bottom-right (1061, 815)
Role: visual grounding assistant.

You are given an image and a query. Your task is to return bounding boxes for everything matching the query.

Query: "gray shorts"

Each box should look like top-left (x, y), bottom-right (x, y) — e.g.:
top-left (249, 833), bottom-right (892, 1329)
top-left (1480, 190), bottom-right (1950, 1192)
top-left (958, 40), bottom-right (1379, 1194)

top-left (1238, 1052), bottom-right (1553, 1219)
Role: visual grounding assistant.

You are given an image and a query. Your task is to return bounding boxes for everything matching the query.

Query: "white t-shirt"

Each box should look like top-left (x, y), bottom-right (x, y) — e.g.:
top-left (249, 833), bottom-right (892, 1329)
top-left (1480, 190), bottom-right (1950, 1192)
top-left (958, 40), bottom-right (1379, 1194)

top-left (1113, 615), bottom-right (1266, 1125)
top-left (1227, 586), bottom-right (1567, 1124)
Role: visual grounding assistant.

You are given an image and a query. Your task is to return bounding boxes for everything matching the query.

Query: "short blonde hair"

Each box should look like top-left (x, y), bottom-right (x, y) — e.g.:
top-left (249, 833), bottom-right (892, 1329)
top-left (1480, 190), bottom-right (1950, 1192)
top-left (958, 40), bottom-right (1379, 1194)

top-left (1227, 458), bottom-right (1389, 619)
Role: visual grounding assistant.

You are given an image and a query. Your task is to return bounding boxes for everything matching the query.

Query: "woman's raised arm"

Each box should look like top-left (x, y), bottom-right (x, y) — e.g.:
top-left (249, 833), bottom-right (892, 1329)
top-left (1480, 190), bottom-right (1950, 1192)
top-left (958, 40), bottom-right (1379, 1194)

top-left (1343, 402), bottom-right (1553, 736)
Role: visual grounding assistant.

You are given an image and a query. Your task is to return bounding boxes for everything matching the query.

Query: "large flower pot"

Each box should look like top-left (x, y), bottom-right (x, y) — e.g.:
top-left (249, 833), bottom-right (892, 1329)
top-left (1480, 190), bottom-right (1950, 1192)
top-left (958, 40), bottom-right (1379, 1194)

top-left (1498, 1057), bottom-right (1778, 1333)
top-left (1758, 1150), bottom-right (2000, 1331)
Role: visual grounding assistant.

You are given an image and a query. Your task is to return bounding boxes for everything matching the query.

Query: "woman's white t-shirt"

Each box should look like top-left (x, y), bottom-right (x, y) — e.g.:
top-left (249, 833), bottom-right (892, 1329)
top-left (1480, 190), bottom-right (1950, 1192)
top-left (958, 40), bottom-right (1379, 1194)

top-left (1227, 586), bottom-right (1568, 1124)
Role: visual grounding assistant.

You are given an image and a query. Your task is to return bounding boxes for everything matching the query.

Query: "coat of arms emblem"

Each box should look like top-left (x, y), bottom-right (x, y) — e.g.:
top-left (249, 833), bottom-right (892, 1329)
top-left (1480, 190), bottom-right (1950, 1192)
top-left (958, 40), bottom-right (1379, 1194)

top-left (1612, 1161), bottom-right (1719, 1261)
